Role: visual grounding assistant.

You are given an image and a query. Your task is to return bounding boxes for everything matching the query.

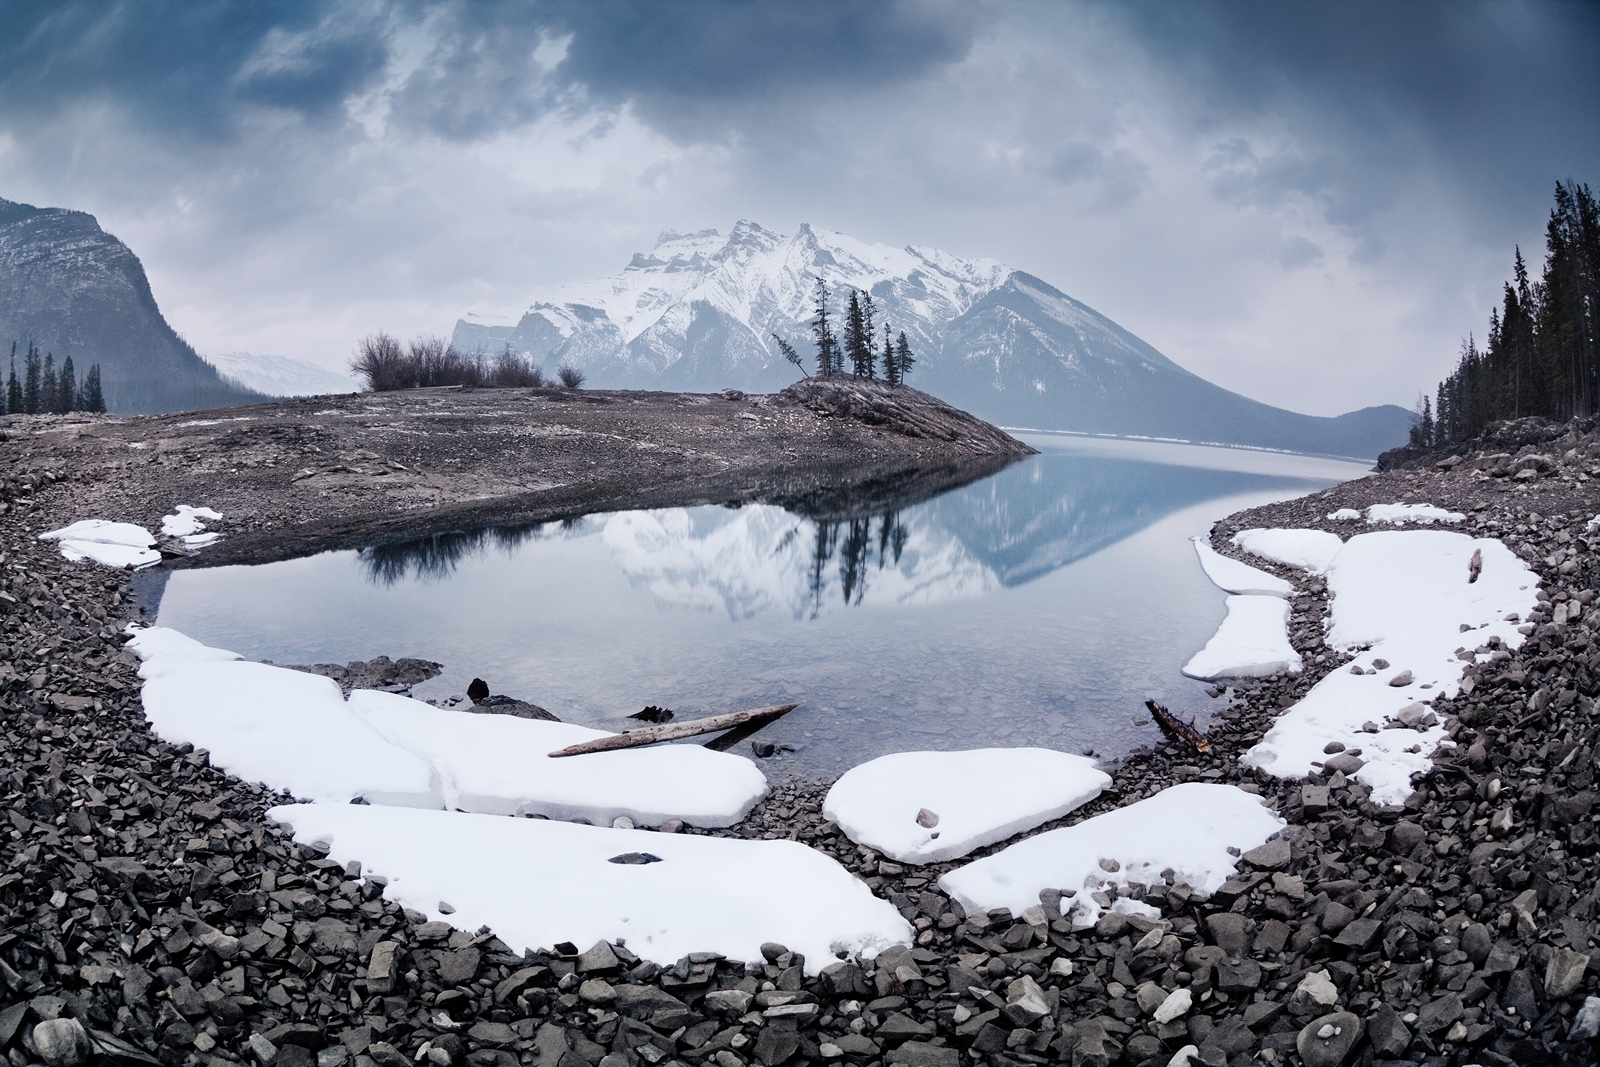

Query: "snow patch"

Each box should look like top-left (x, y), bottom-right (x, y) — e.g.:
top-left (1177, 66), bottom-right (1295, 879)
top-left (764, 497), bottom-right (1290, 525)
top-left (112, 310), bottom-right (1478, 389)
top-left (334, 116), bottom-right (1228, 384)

top-left (39, 519), bottom-right (159, 569)
top-left (1326, 508), bottom-right (1361, 521)
top-left (1181, 596), bottom-right (1302, 681)
top-left (267, 802), bottom-right (911, 973)
top-left (938, 783), bottom-right (1284, 921)
top-left (1364, 503), bottom-right (1465, 525)
top-left (1189, 536), bottom-right (1293, 596)
top-left (1232, 528), bottom-right (1344, 574)
top-left (162, 505), bottom-right (223, 546)
top-left (822, 749), bottom-right (1110, 865)
top-left (1242, 531), bottom-right (1538, 804)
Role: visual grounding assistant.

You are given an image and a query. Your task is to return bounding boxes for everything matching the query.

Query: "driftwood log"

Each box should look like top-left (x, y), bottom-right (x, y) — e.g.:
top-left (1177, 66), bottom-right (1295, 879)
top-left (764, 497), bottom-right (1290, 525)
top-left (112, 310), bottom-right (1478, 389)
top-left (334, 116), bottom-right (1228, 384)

top-left (1145, 699), bottom-right (1211, 755)
top-left (547, 702), bottom-right (803, 757)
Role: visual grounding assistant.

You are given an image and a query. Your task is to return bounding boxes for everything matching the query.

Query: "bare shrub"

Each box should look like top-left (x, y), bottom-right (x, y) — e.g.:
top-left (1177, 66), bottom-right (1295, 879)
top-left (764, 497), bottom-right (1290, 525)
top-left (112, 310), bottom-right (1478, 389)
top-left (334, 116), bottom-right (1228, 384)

top-left (350, 331), bottom-right (408, 391)
top-left (350, 333), bottom-right (550, 392)
top-left (556, 361), bottom-right (586, 389)
top-left (491, 344), bottom-right (545, 387)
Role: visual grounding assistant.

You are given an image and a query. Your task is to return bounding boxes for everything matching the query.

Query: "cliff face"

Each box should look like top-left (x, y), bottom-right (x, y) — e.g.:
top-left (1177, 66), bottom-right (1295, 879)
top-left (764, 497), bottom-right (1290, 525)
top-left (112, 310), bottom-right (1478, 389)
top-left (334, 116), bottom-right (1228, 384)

top-left (0, 197), bottom-right (261, 414)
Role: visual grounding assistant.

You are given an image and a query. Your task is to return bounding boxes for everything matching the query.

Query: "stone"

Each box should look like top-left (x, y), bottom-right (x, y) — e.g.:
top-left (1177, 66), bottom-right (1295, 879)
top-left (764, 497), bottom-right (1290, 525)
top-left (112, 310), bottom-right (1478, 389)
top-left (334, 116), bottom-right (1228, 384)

top-left (1415, 992), bottom-right (1463, 1034)
top-left (1214, 957), bottom-right (1262, 993)
top-left (1241, 837), bottom-right (1290, 870)
top-left (1300, 785), bottom-right (1330, 816)
top-left (1003, 975), bottom-right (1049, 1026)
top-left (1546, 947), bottom-right (1590, 999)
top-left (1322, 753), bottom-right (1365, 776)
top-left (1482, 940), bottom-right (1521, 975)
top-left (915, 808), bottom-right (938, 828)
top-left (883, 1042), bottom-right (958, 1067)
top-left (249, 1034), bottom-right (280, 1065)
top-left (467, 678), bottom-right (489, 702)
top-left (577, 979), bottom-right (615, 1005)
top-left (878, 1014), bottom-right (934, 1043)
top-left (1504, 969), bottom-right (1539, 1022)
top-left (438, 947), bottom-right (481, 985)
top-left (466, 1023), bottom-right (517, 1048)
top-left (1331, 917), bottom-right (1381, 950)
top-left (752, 1029), bottom-right (800, 1066)
top-left (1295, 1012), bottom-right (1361, 1067)
top-left (1135, 981), bottom-right (1168, 1016)
top-left (1153, 988), bottom-right (1192, 1024)
top-left (703, 990), bottom-right (753, 1016)
top-left (1165, 1046), bottom-right (1200, 1067)
top-left (1289, 969), bottom-right (1339, 1015)
top-left (1205, 912), bottom-right (1251, 956)
top-left (1570, 996), bottom-right (1600, 1041)
top-left (366, 941), bottom-right (400, 994)
top-left (1070, 1020), bottom-right (1122, 1067)
top-left (612, 984), bottom-right (687, 1019)
top-left (33, 1018), bottom-right (91, 1067)
top-left (1388, 670), bottom-right (1413, 687)
top-left (1460, 922), bottom-right (1492, 964)
top-left (1388, 820), bottom-right (1425, 855)
top-left (278, 1047), bottom-right (315, 1067)
top-left (1365, 1003), bottom-right (1410, 1057)
top-left (577, 940), bottom-right (621, 974)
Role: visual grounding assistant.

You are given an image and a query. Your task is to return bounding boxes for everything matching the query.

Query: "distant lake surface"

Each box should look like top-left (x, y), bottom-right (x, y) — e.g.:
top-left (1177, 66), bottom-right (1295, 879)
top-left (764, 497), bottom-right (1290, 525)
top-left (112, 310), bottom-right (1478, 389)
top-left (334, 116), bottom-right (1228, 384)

top-left (154, 436), bottom-right (1368, 776)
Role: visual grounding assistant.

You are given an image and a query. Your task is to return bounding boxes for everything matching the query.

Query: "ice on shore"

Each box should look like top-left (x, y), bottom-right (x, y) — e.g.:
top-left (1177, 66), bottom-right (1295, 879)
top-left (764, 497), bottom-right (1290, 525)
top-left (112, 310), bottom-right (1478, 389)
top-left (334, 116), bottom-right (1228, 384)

top-left (131, 626), bottom-right (769, 826)
top-left (267, 802), bottom-right (911, 972)
top-left (938, 783), bottom-right (1284, 921)
top-left (1189, 537), bottom-right (1293, 596)
top-left (162, 505), bottom-right (223, 546)
top-left (1326, 508), bottom-right (1361, 521)
top-left (1364, 503), bottom-right (1465, 525)
top-left (1242, 530), bottom-right (1537, 803)
top-left (1181, 595), bottom-right (1301, 680)
top-left (1231, 528), bottom-right (1343, 574)
top-left (350, 690), bottom-right (769, 827)
top-left (39, 519), bottom-right (160, 569)
top-left (822, 749), bottom-right (1110, 865)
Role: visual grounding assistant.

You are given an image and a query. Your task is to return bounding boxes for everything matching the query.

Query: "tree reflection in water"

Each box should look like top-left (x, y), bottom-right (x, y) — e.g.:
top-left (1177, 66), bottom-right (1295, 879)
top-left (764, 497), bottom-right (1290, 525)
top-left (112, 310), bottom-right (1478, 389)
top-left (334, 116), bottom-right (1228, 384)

top-left (811, 510), bottom-right (909, 616)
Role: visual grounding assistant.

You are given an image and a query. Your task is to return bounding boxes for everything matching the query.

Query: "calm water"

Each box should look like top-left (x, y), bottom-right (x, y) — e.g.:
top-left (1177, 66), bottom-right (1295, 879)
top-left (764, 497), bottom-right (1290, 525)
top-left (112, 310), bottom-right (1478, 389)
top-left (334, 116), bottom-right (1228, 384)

top-left (153, 435), bottom-right (1367, 775)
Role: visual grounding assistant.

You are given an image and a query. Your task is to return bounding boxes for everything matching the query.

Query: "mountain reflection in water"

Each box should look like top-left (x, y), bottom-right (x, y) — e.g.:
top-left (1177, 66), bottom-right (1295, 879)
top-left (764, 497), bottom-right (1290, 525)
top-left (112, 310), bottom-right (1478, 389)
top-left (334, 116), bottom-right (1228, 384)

top-left (155, 435), bottom-right (1369, 774)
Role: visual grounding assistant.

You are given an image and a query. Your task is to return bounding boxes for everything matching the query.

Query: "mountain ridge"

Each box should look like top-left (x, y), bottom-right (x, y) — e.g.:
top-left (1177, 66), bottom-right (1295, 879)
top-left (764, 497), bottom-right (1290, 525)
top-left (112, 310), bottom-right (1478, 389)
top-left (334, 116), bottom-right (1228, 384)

top-left (454, 222), bottom-right (1410, 458)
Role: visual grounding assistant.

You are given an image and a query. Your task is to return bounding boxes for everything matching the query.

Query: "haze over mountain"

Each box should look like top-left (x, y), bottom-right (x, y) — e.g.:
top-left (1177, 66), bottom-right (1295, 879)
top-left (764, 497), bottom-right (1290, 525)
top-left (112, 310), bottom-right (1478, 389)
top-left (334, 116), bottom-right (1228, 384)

top-left (455, 223), bottom-right (1411, 458)
top-left (0, 197), bottom-right (261, 414)
top-left (205, 352), bottom-right (361, 399)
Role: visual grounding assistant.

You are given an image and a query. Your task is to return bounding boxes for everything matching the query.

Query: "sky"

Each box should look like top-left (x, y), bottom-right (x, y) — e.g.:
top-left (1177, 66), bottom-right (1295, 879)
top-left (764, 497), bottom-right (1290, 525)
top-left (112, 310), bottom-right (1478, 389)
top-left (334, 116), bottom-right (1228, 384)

top-left (1, 0), bottom-right (1597, 417)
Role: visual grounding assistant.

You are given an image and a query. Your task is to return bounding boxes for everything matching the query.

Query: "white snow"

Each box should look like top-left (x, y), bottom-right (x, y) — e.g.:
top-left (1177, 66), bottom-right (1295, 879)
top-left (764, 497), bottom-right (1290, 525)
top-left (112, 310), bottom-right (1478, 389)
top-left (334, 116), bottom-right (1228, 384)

top-left (266, 802), bottom-right (911, 972)
top-left (161, 505), bottom-right (223, 546)
top-left (1242, 530), bottom-right (1538, 803)
top-left (938, 783), bottom-right (1284, 920)
top-left (39, 520), bottom-right (159, 569)
top-left (1181, 596), bottom-right (1302, 680)
top-left (821, 749), bottom-right (1110, 865)
top-left (1189, 537), bottom-right (1293, 596)
top-left (1326, 508), bottom-right (1361, 521)
top-left (1364, 503), bottom-right (1465, 525)
top-left (128, 626), bottom-right (768, 825)
top-left (1231, 528), bottom-right (1344, 574)
top-left (348, 689), bottom-right (769, 827)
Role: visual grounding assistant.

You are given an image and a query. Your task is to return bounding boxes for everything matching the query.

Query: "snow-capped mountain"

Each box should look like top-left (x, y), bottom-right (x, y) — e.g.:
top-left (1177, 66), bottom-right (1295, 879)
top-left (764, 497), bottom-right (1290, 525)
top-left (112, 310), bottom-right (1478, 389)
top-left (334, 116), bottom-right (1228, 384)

top-left (454, 222), bottom-right (1410, 458)
top-left (205, 351), bottom-right (360, 398)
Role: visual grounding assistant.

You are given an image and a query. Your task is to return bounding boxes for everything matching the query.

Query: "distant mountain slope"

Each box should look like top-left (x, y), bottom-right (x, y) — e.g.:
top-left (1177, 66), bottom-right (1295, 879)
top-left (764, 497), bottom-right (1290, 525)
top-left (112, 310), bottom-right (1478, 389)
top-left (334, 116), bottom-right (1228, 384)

top-left (455, 222), bottom-right (1410, 458)
top-left (206, 351), bottom-right (360, 398)
top-left (0, 197), bottom-right (262, 414)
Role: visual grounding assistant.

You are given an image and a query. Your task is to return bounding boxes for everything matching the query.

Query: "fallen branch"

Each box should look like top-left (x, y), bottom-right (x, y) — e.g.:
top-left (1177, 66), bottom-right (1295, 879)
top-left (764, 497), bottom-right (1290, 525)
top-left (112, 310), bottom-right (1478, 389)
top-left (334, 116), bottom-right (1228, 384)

top-left (547, 702), bottom-right (803, 757)
top-left (1145, 699), bottom-right (1212, 755)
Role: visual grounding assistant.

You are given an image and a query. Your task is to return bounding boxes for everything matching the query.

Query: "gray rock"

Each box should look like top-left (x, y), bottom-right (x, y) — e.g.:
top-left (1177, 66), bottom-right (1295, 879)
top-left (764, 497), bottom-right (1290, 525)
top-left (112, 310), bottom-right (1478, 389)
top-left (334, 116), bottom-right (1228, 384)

top-left (1504, 969), bottom-right (1540, 1022)
top-left (437, 947), bottom-right (481, 985)
top-left (884, 1042), bottom-right (958, 1067)
top-left (1322, 753), bottom-right (1365, 776)
top-left (248, 1034), bottom-right (279, 1065)
top-left (577, 940), bottom-right (621, 974)
top-left (1571, 996), bottom-right (1600, 1041)
top-left (703, 989), bottom-right (753, 1016)
top-left (612, 985), bottom-right (688, 1020)
top-left (1295, 1011), bottom-right (1362, 1067)
top-left (1388, 820), bottom-right (1425, 855)
top-left (753, 1028), bottom-right (800, 1066)
top-left (1003, 975), bottom-right (1050, 1026)
top-left (466, 1023), bottom-right (518, 1048)
top-left (1205, 913), bottom-right (1252, 956)
top-left (1545, 946), bottom-right (1590, 999)
top-left (1241, 837), bottom-right (1290, 870)
top-left (1070, 1020), bottom-right (1122, 1067)
top-left (1331, 917), bottom-right (1381, 950)
top-left (1460, 922), bottom-right (1492, 964)
top-left (1365, 1003), bottom-right (1410, 1057)
top-left (577, 979), bottom-right (615, 1005)
top-left (1483, 940), bottom-right (1521, 975)
top-left (1415, 992), bottom-right (1463, 1033)
top-left (1214, 957), bottom-right (1262, 993)
top-left (33, 1018), bottom-right (91, 1067)
top-left (1288, 969), bottom-right (1339, 1015)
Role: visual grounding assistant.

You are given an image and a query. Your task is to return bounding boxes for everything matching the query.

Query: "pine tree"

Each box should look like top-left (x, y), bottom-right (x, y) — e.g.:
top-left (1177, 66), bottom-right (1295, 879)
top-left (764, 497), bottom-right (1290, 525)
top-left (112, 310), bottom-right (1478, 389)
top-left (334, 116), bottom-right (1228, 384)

top-left (859, 292), bottom-right (877, 379)
top-left (895, 331), bottom-right (916, 384)
top-left (23, 345), bottom-right (41, 414)
top-left (881, 323), bottom-right (898, 386)
top-left (81, 365), bottom-right (106, 413)
top-left (57, 356), bottom-right (75, 414)
top-left (40, 353), bottom-right (56, 415)
top-left (772, 334), bottom-right (809, 378)
top-left (843, 290), bottom-right (871, 377)
top-left (811, 277), bottom-right (840, 376)
top-left (4, 344), bottom-right (17, 415)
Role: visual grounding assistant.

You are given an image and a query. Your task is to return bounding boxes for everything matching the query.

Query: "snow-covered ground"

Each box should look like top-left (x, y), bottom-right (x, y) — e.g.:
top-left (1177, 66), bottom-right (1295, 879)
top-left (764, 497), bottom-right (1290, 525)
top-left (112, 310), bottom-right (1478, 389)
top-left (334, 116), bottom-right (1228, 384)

top-left (1363, 503), bottom-right (1465, 525)
top-left (1242, 530), bottom-right (1538, 803)
top-left (268, 802), bottom-right (910, 972)
top-left (161, 505), bottom-right (223, 546)
top-left (822, 749), bottom-right (1110, 865)
top-left (129, 627), bottom-right (769, 826)
top-left (1231, 528), bottom-right (1344, 574)
top-left (40, 520), bottom-right (160, 568)
top-left (1181, 595), bottom-right (1301, 680)
top-left (938, 783), bottom-right (1284, 921)
top-left (1189, 536), bottom-right (1293, 596)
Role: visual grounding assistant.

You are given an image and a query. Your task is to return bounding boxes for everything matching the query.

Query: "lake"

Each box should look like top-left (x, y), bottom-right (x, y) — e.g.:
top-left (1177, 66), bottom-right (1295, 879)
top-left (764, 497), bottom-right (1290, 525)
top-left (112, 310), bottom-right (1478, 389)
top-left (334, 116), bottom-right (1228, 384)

top-left (152, 435), bottom-right (1368, 776)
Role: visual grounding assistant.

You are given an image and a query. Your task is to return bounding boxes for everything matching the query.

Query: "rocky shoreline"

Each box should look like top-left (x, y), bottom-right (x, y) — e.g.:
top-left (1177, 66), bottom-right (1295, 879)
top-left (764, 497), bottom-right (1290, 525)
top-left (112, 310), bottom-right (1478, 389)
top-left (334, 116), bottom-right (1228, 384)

top-left (4, 418), bottom-right (1600, 1067)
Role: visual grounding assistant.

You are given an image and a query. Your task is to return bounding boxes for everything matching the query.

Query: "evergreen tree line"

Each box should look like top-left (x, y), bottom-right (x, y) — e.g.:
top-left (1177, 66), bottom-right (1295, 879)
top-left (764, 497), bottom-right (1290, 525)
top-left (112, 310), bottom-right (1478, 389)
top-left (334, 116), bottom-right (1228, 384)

top-left (351, 332), bottom-right (584, 391)
top-left (1416, 181), bottom-right (1599, 447)
top-left (4, 343), bottom-right (106, 415)
top-left (772, 278), bottom-right (917, 385)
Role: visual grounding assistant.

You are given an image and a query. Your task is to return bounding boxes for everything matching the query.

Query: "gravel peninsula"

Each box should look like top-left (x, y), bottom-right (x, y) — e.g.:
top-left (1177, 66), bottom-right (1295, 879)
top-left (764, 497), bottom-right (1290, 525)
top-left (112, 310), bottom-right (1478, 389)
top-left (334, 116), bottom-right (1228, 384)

top-left (5, 397), bottom-right (1600, 1067)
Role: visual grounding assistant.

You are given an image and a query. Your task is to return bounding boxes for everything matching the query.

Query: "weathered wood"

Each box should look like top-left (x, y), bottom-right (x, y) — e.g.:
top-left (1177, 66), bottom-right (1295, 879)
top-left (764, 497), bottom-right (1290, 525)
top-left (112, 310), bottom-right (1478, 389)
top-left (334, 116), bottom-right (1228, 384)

top-left (547, 702), bottom-right (803, 757)
top-left (1145, 699), bottom-right (1211, 755)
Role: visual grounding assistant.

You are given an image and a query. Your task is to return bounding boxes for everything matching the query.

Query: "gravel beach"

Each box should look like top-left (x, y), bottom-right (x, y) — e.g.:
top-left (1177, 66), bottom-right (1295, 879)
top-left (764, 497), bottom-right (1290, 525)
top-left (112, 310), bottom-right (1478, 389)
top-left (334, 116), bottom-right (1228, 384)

top-left (4, 407), bottom-right (1600, 1067)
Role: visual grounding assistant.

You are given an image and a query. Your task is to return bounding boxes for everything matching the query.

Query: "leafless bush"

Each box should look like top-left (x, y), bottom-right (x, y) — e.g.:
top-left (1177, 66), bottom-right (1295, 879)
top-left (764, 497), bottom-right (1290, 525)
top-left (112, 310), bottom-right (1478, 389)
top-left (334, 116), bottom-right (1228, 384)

top-left (350, 332), bottom-right (549, 392)
top-left (556, 361), bottom-right (586, 389)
